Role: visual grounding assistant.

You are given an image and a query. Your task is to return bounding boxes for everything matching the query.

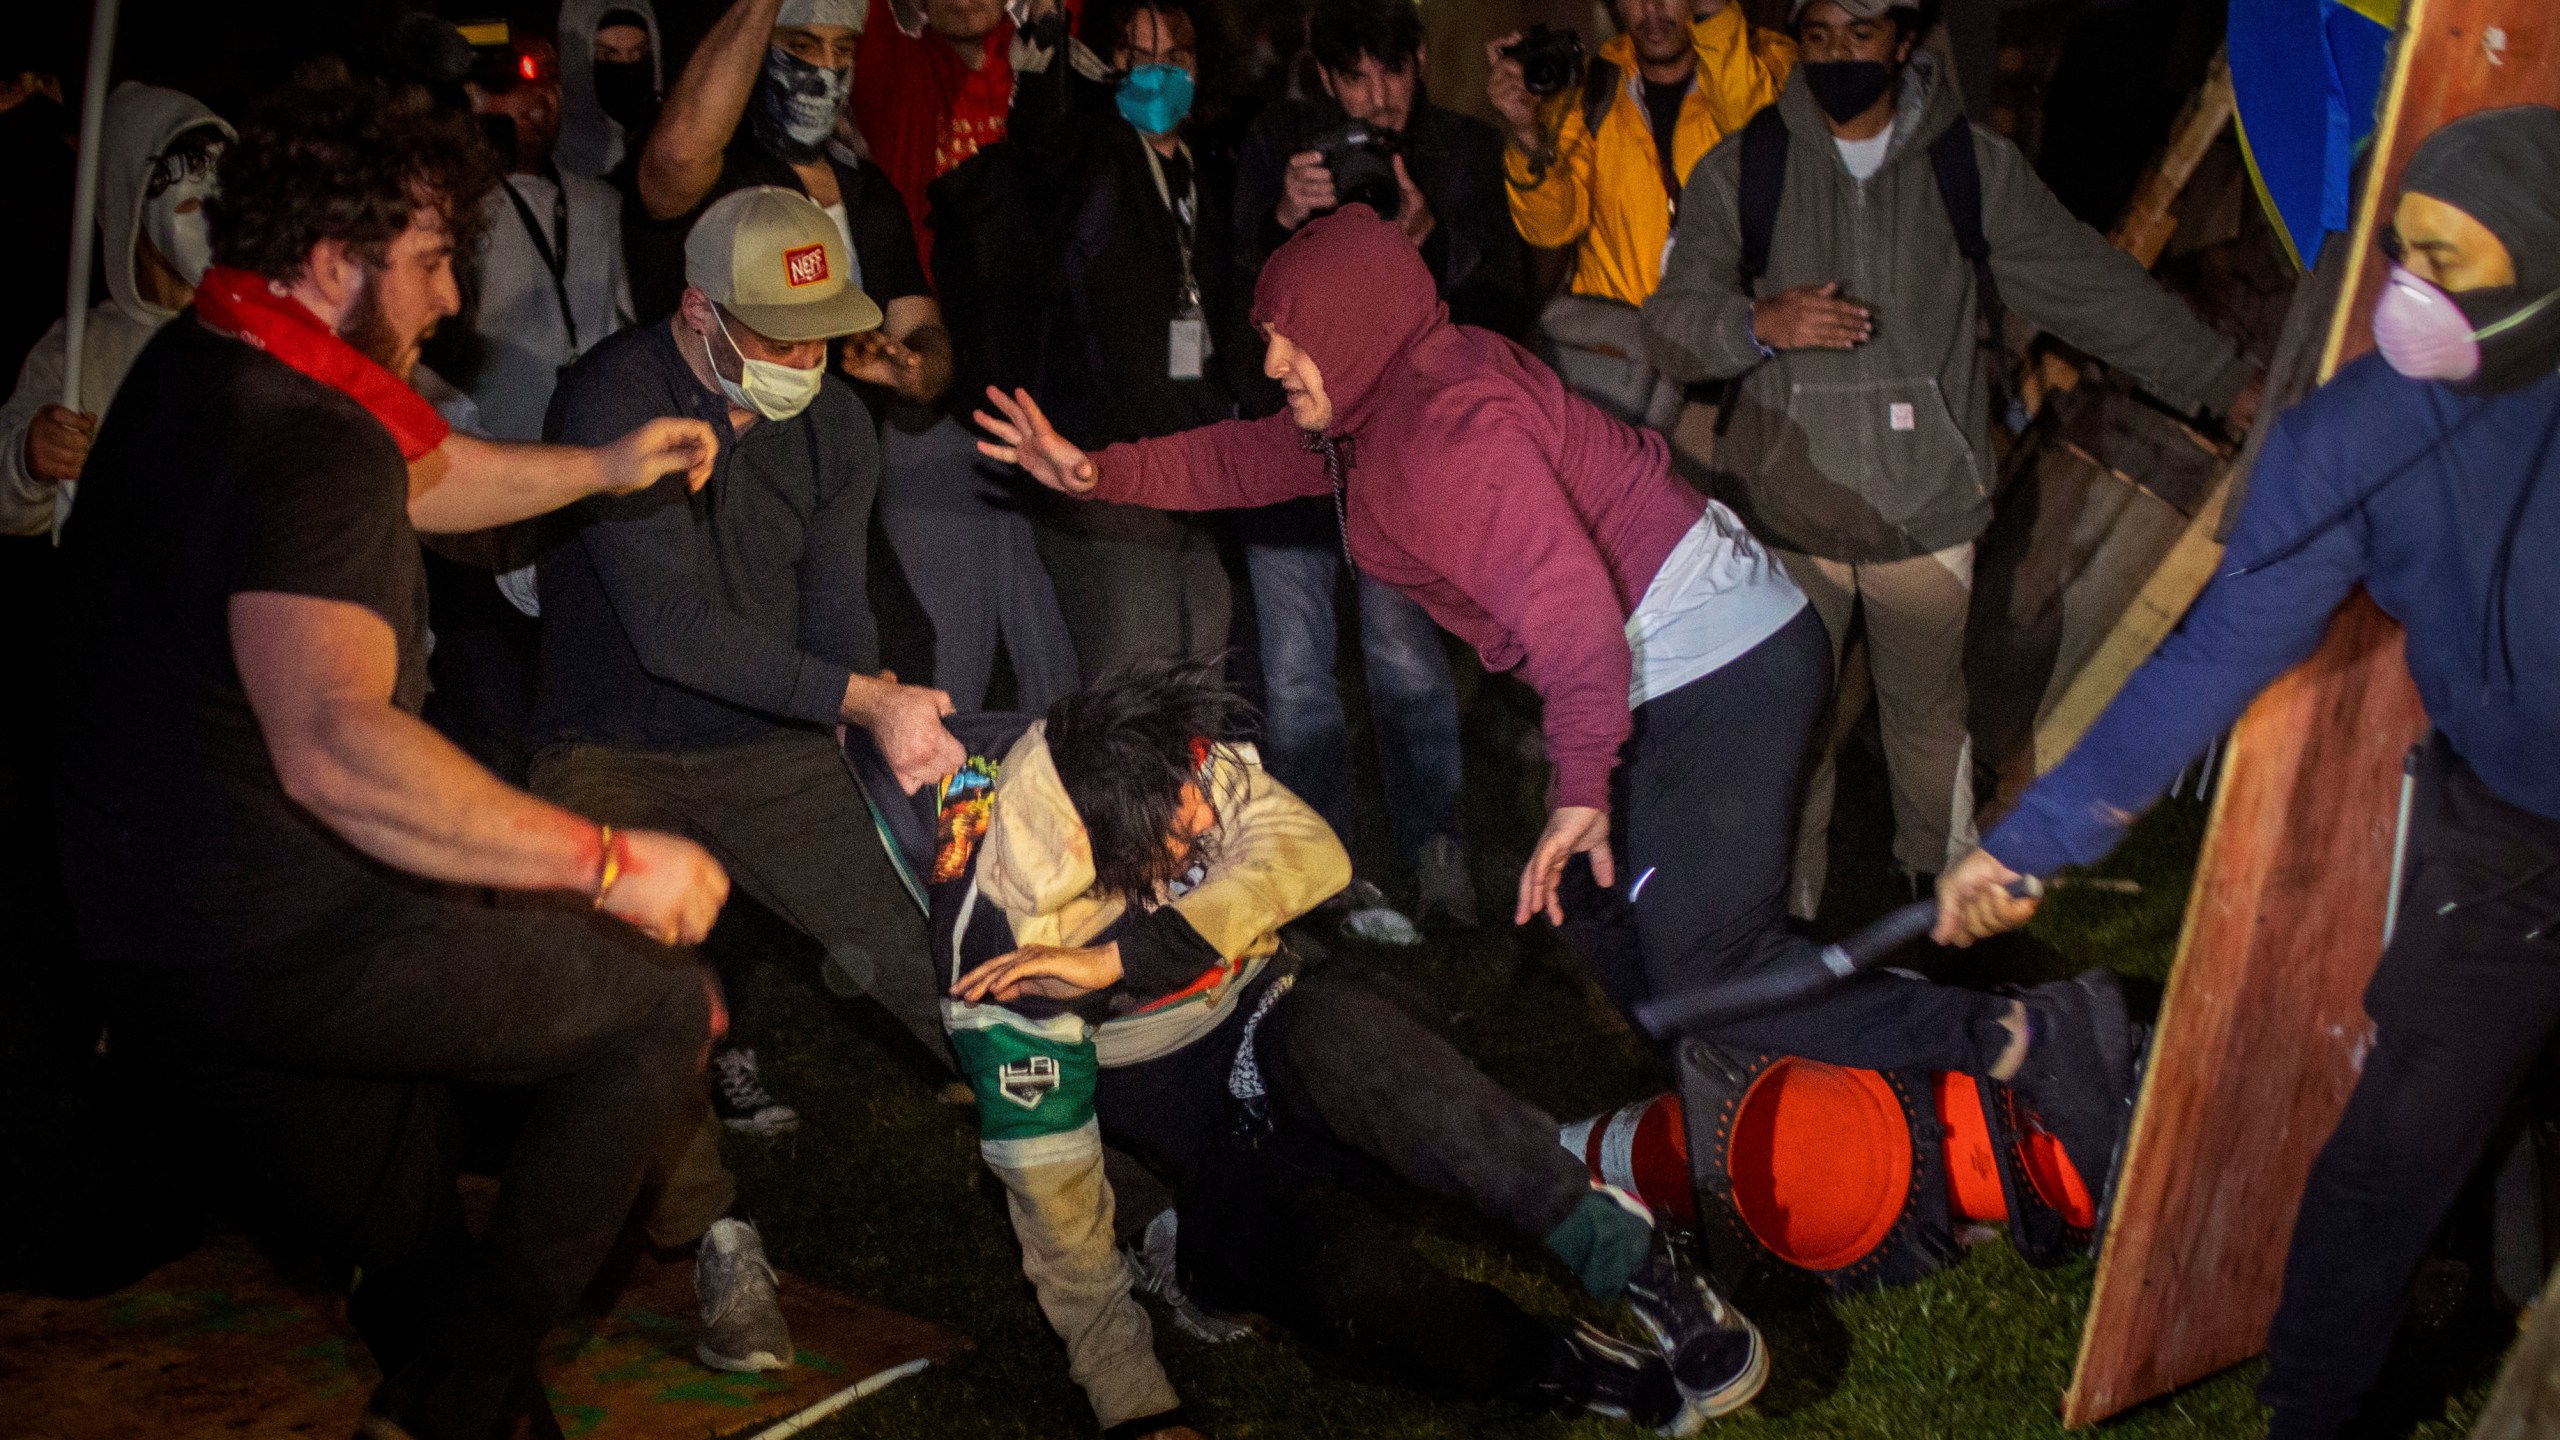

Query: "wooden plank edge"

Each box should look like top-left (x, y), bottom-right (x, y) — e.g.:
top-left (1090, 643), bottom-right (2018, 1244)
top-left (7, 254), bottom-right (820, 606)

top-left (2031, 472), bottom-right (2233, 773)
top-left (2317, 0), bottom-right (2431, 379)
top-left (2059, 692), bottom-right (2255, 1427)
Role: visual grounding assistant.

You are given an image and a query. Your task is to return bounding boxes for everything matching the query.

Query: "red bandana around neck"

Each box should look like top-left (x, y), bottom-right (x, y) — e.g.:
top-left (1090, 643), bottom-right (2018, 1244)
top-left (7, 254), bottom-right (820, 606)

top-left (193, 265), bottom-right (452, 461)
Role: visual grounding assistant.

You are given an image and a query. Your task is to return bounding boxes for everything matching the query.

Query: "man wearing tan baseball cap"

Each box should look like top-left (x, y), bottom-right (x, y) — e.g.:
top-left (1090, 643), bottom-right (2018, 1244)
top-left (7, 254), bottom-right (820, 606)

top-left (530, 182), bottom-right (967, 1379)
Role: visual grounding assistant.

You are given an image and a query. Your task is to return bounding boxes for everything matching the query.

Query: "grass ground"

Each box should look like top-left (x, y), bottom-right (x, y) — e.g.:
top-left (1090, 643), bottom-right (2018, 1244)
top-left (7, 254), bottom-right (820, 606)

top-left (0, 654), bottom-right (2512, 1439)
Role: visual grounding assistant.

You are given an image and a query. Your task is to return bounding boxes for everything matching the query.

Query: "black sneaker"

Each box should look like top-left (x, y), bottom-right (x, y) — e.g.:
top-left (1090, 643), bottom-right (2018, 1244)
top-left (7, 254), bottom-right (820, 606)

top-left (1622, 1225), bottom-right (1768, 1426)
top-left (2007, 969), bottom-right (2138, 1205)
top-left (1534, 1319), bottom-right (1688, 1434)
top-left (709, 1046), bottom-right (800, 1135)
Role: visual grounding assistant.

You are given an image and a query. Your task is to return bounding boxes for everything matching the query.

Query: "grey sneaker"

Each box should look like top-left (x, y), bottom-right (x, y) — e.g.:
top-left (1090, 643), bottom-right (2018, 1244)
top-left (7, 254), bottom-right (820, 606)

top-left (710, 1047), bottom-right (800, 1135)
top-left (1622, 1221), bottom-right (1768, 1426)
top-left (695, 1218), bottom-right (792, 1373)
top-left (1324, 879), bottom-right (1421, 947)
top-left (1414, 833), bottom-right (1479, 929)
top-left (1122, 1207), bottom-right (1252, 1344)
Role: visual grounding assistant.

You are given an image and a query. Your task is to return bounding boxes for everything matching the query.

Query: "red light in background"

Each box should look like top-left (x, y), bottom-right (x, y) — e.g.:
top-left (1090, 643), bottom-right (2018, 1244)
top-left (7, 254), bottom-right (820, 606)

top-left (518, 54), bottom-right (538, 80)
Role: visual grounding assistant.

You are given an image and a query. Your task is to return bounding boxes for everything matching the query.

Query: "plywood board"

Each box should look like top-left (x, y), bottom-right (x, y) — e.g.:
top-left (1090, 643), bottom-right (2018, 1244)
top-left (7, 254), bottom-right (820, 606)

top-left (2063, 0), bottom-right (2559, 1422)
top-left (0, 1235), bottom-right (965, 1440)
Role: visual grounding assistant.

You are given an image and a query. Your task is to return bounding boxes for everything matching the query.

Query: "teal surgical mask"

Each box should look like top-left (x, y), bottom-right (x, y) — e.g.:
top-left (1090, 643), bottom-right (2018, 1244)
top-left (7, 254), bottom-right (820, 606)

top-left (711, 308), bottom-right (824, 421)
top-left (1116, 64), bottom-right (1195, 136)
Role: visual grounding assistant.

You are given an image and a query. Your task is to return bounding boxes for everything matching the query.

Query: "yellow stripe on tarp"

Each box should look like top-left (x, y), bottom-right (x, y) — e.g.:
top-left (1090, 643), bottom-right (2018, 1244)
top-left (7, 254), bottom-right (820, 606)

top-left (2232, 106), bottom-right (2308, 274)
top-left (2336, 0), bottom-right (2402, 30)
top-left (456, 20), bottom-right (509, 46)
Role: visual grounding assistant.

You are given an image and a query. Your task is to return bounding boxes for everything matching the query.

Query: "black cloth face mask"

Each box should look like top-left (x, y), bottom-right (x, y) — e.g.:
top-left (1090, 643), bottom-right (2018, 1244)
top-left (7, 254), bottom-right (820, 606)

top-left (1802, 60), bottom-right (1895, 125)
top-left (593, 59), bottom-right (658, 135)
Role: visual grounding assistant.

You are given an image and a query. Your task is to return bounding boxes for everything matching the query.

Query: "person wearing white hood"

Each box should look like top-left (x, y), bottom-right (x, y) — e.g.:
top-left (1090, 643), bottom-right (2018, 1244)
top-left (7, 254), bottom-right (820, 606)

top-left (0, 82), bottom-right (230, 536)
top-left (557, 0), bottom-right (666, 183)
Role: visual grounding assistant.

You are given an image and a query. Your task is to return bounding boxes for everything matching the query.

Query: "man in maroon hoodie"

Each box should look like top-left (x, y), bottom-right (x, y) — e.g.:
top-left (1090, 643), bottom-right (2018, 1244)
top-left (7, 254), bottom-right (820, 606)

top-left (976, 205), bottom-right (2141, 1230)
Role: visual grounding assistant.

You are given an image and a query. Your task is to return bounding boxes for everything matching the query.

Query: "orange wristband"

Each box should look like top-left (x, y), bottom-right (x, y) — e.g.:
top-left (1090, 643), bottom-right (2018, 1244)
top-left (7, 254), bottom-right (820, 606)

top-left (592, 824), bottom-right (625, 909)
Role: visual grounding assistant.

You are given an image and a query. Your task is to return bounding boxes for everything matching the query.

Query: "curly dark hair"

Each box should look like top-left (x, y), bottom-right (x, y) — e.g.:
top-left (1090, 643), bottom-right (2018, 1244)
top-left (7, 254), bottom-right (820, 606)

top-left (208, 57), bottom-right (500, 282)
top-left (1045, 656), bottom-right (1257, 901)
top-left (1308, 0), bottom-right (1422, 78)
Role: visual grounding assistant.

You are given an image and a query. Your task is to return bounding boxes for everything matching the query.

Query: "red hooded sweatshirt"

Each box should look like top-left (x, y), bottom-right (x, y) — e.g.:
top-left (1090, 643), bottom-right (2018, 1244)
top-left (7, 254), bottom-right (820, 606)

top-left (1087, 206), bottom-right (1707, 812)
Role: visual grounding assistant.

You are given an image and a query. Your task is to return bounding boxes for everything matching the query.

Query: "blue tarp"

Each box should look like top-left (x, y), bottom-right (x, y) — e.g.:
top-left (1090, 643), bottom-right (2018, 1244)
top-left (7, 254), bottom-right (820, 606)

top-left (2227, 0), bottom-right (2397, 268)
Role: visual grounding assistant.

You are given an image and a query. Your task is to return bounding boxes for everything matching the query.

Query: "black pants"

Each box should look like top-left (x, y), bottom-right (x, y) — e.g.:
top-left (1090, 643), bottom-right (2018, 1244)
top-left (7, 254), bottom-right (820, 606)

top-left (1564, 605), bottom-right (2011, 1073)
top-left (2263, 755), bottom-right (2560, 1439)
top-left (1097, 967), bottom-right (1593, 1398)
top-left (97, 887), bottom-right (713, 1440)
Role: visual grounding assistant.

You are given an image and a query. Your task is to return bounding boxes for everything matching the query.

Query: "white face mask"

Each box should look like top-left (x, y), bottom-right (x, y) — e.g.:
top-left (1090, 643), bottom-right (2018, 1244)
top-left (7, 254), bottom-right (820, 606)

top-left (143, 164), bottom-right (220, 289)
top-left (710, 307), bottom-right (824, 420)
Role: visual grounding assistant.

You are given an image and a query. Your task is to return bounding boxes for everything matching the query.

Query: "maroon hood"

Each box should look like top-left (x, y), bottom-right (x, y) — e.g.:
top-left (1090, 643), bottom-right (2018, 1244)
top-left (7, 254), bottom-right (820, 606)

top-left (1251, 204), bottom-right (1446, 433)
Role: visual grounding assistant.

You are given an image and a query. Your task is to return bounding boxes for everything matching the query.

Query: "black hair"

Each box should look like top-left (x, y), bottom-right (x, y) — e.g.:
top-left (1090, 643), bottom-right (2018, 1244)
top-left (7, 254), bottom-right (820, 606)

top-left (1308, 0), bottom-right (1423, 78)
top-left (1887, 1), bottom-right (1939, 45)
top-left (1082, 0), bottom-right (1197, 53)
top-left (208, 56), bottom-right (500, 282)
top-left (1043, 656), bottom-right (1256, 901)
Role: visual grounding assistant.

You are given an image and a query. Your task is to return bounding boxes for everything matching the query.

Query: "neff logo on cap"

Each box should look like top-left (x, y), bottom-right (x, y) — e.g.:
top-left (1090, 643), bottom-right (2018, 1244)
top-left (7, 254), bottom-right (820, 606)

top-left (783, 243), bottom-right (829, 289)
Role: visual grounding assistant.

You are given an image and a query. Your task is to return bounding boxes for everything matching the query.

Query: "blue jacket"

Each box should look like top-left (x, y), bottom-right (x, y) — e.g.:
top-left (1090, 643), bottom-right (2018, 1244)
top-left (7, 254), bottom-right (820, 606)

top-left (1988, 357), bottom-right (2560, 876)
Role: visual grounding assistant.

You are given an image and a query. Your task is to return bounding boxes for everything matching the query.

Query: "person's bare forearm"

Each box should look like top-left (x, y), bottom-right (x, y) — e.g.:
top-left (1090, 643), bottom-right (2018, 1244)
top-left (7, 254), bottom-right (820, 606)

top-left (642, 0), bottom-right (786, 219)
top-left (287, 692), bottom-right (607, 893)
top-left (407, 434), bottom-right (604, 534)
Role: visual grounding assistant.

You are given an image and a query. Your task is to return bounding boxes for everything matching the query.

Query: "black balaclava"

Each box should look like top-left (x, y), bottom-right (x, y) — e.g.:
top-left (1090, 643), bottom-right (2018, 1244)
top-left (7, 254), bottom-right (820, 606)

top-left (2401, 104), bottom-right (2560, 395)
top-left (591, 6), bottom-right (659, 134)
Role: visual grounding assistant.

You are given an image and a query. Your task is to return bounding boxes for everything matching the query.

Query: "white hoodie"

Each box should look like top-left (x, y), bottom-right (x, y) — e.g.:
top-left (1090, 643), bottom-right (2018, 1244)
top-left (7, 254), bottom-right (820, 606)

top-left (555, 0), bottom-right (663, 181)
top-left (0, 83), bottom-right (230, 536)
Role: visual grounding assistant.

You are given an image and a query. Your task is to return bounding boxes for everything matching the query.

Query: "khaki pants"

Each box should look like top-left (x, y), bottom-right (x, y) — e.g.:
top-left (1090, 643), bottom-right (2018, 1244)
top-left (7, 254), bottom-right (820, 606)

top-left (1778, 544), bottom-right (1980, 919)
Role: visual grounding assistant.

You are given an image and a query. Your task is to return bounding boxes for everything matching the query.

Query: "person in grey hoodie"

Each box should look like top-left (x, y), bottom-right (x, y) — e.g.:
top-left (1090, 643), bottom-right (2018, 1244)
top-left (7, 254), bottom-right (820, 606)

top-left (1643, 0), bottom-right (2260, 916)
top-left (0, 82), bottom-right (230, 536)
top-left (557, 0), bottom-right (665, 184)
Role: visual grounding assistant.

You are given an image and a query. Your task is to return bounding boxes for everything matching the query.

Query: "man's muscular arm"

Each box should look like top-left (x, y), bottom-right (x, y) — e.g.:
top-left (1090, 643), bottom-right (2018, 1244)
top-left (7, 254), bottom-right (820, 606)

top-left (406, 421), bottom-right (718, 534)
top-left (640, 0), bottom-right (786, 220)
top-left (231, 591), bottom-right (728, 943)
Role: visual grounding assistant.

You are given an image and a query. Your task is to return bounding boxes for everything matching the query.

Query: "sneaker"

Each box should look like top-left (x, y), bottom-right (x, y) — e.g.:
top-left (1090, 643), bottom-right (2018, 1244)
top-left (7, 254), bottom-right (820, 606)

top-left (695, 1218), bottom-right (792, 1373)
top-left (1622, 1224), bottom-right (1768, 1425)
top-left (1535, 1319), bottom-right (1690, 1434)
top-left (1322, 879), bottom-right (1421, 947)
top-left (2006, 969), bottom-right (2138, 1206)
top-left (710, 1047), bottom-right (800, 1135)
top-left (1414, 833), bottom-right (1479, 929)
top-left (1122, 1207), bottom-right (1252, 1344)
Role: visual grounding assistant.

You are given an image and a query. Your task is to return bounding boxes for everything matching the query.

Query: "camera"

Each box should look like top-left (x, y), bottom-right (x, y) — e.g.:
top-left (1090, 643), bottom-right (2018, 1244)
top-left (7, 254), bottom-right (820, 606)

top-left (1310, 120), bottom-right (1402, 221)
top-left (1501, 25), bottom-right (1586, 98)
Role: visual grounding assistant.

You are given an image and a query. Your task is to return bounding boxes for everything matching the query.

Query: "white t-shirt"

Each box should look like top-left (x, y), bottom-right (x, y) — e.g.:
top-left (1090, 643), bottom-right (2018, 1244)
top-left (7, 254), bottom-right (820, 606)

top-left (1623, 502), bottom-right (1809, 707)
top-left (1835, 119), bottom-right (1896, 182)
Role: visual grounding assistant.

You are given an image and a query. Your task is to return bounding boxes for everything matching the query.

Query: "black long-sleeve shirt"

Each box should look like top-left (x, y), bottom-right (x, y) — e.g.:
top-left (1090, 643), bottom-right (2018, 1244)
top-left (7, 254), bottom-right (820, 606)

top-left (532, 319), bottom-right (879, 749)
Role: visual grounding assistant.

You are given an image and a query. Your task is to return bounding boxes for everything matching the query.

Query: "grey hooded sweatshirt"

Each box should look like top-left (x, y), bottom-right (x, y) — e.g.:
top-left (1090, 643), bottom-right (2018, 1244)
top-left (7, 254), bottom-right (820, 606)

top-left (0, 83), bottom-right (230, 536)
top-left (1643, 53), bottom-right (2252, 562)
top-left (556, 0), bottom-right (663, 181)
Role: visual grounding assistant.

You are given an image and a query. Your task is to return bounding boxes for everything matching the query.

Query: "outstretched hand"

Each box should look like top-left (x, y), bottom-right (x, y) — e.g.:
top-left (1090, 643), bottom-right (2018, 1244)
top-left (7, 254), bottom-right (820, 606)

top-left (950, 942), bottom-right (1124, 1005)
top-left (974, 386), bottom-right (1099, 495)
top-left (1516, 805), bottom-right (1611, 927)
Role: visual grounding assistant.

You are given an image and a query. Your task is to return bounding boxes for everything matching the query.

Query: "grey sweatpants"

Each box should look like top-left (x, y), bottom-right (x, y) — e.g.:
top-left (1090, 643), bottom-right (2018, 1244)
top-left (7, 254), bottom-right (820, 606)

top-left (877, 412), bottom-right (1080, 711)
top-left (1033, 497), bottom-right (1231, 683)
top-left (1779, 543), bottom-right (1981, 917)
top-left (528, 728), bottom-right (947, 1247)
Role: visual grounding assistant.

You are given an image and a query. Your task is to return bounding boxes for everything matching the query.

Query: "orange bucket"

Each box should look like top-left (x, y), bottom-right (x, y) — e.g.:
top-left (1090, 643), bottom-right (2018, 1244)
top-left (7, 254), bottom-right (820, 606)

top-left (1725, 1058), bottom-right (1914, 1273)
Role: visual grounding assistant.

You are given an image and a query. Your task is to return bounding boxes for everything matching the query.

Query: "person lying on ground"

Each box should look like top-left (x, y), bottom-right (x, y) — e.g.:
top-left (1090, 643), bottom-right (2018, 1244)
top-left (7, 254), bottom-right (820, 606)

top-left (854, 657), bottom-right (1765, 1437)
top-left (974, 203), bottom-right (2140, 1208)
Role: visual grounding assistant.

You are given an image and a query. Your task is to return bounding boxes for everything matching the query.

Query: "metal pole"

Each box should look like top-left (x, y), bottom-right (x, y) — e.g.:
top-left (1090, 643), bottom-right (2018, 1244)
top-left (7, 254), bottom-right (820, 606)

top-left (54, 0), bottom-right (123, 544)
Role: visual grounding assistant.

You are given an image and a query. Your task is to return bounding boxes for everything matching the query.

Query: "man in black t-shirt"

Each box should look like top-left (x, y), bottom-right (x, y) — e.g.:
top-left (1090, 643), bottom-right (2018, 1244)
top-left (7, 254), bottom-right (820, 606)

top-left (56, 70), bottom-right (732, 1440)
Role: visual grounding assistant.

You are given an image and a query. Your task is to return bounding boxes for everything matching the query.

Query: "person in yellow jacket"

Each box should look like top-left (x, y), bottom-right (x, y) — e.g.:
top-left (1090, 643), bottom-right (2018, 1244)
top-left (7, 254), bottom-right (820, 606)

top-left (1488, 0), bottom-right (1794, 307)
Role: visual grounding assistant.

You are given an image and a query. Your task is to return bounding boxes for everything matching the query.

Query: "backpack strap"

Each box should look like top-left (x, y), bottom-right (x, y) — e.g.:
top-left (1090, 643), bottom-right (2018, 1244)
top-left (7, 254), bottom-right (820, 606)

top-left (1734, 105), bottom-right (1790, 291)
top-left (1715, 106), bottom-right (1791, 436)
top-left (1924, 119), bottom-right (2014, 416)
top-left (1579, 56), bottom-right (1621, 146)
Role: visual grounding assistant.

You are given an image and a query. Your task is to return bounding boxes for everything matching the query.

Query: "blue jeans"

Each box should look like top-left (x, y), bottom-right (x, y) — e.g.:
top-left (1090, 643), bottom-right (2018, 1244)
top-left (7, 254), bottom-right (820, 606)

top-left (1246, 537), bottom-right (1463, 863)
